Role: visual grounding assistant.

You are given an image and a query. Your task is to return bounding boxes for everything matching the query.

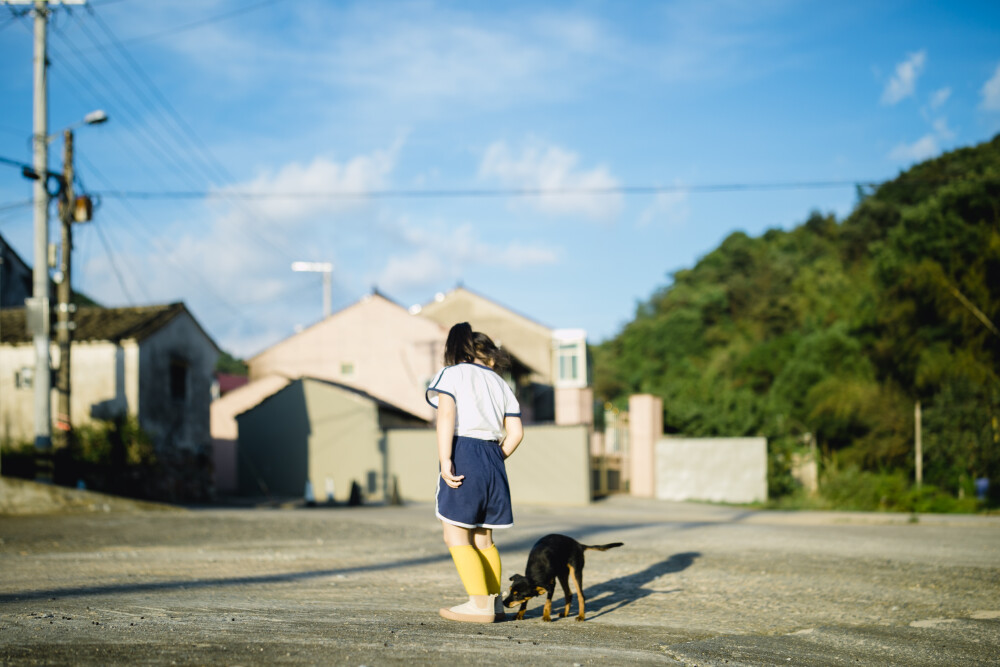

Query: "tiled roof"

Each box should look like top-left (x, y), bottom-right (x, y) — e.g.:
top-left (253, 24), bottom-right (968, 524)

top-left (0, 303), bottom-right (188, 345)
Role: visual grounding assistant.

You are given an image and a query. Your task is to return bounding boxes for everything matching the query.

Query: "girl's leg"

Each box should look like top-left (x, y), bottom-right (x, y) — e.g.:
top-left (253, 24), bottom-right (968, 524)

top-left (442, 522), bottom-right (492, 610)
top-left (473, 528), bottom-right (502, 595)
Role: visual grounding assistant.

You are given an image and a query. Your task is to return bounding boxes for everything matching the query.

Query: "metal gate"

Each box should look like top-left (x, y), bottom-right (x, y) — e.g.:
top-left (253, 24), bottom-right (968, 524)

top-left (591, 406), bottom-right (629, 496)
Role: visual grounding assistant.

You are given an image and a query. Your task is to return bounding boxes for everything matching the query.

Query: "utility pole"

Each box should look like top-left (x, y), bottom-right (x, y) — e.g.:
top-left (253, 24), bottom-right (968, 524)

top-left (915, 400), bottom-right (922, 488)
top-left (29, 0), bottom-right (53, 481)
top-left (54, 128), bottom-right (75, 448)
top-left (4, 0), bottom-right (88, 481)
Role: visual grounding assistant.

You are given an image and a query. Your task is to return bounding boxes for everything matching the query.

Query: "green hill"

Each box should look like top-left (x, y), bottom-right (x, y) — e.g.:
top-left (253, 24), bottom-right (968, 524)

top-left (594, 135), bottom-right (1000, 508)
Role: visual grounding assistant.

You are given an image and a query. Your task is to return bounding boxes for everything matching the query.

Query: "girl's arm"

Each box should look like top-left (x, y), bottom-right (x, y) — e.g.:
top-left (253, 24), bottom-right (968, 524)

top-left (437, 394), bottom-right (464, 488)
top-left (500, 415), bottom-right (523, 459)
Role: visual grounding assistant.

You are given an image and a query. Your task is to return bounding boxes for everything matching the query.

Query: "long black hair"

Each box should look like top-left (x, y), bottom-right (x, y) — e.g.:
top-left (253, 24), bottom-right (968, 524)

top-left (444, 322), bottom-right (510, 372)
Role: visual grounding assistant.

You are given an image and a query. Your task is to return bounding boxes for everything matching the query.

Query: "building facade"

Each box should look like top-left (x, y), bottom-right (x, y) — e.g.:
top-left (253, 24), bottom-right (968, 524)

top-left (1, 303), bottom-right (219, 497)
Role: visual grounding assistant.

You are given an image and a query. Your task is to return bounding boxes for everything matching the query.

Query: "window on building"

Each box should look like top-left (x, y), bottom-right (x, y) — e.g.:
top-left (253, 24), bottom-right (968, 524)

top-left (15, 366), bottom-right (34, 389)
top-left (170, 357), bottom-right (188, 401)
top-left (340, 362), bottom-right (355, 377)
top-left (552, 329), bottom-right (588, 389)
top-left (558, 343), bottom-right (579, 383)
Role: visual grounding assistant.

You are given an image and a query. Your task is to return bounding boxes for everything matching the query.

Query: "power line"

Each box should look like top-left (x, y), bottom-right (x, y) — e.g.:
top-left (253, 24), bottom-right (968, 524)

top-left (72, 5), bottom-right (325, 266)
top-left (74, 151), bottom-right (247, 317)
top-left (91, 212), bottom-right (137, 304)
top-left (80, 7), bottom-right (232, 185)
top-left (91, 180), bottom-right (886, 201)
top-left (81, 0), bottom-right (284, 50)
top-left (83, 4), bottom-right (312, 264)
top-left (11, 7), bottom-right (308, 322)
top-left (10, 11), bottom-right (201, 194)
top-left (48, 19), bottom-right (213, 190)
top-left (0, 199), bottom-right (33, 213)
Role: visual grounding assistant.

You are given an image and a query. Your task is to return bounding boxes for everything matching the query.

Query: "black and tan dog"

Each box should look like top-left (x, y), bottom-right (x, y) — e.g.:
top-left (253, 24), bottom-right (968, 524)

top-left (503, 534), bottom-right (623, 622)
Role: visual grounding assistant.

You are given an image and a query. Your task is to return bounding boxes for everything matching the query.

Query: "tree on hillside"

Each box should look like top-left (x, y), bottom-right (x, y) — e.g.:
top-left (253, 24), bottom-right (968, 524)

top-left (595, 134), bottom-right (1000, 502)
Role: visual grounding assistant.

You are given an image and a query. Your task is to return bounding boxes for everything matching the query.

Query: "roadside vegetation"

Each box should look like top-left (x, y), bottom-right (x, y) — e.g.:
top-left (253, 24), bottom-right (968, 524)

top-left (594, 135), bottom-right (1000, 512)
top-left (1, 416), bottom-right (160, 499)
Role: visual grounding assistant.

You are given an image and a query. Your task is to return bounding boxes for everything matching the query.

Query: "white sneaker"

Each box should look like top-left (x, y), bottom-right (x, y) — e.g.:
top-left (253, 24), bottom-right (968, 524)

top-left (439, 595), bottom-right (503, 623)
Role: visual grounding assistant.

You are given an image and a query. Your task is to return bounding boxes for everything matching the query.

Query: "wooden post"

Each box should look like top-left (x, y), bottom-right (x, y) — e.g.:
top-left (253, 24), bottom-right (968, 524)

top-left (914, 400), bottom-right (922, 488)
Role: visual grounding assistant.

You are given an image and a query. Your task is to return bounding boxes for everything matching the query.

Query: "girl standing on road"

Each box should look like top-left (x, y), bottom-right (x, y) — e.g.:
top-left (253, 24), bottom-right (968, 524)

top-left (425, 322), bottom-right (524, 623)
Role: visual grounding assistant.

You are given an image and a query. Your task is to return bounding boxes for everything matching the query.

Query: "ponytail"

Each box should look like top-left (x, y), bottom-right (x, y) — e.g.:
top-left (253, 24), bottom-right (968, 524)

top-left (443, 322), bottom-right (510, 373)
top-left (473, 332), bottom-right (510, 374)
top-left (444, 322), bottom-right (476, 366)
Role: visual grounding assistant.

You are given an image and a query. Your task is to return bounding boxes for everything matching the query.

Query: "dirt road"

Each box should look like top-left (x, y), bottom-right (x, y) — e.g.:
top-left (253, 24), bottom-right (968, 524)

top-left (1, 493), bottom-right (998, 665)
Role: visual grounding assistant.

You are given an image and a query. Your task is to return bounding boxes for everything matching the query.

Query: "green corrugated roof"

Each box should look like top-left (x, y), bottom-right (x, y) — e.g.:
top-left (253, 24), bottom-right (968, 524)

top-left (0, 302), bottom-right (188, 344)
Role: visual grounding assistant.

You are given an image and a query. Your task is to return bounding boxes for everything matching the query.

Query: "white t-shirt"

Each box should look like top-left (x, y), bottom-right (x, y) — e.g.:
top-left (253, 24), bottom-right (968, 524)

top-left (425, 362), bottom-right (521, 441)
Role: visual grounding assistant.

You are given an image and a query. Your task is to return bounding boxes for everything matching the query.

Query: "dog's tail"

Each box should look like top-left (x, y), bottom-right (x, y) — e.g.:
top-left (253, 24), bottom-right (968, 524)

top-left (582, 542), bottom-right (624, 552)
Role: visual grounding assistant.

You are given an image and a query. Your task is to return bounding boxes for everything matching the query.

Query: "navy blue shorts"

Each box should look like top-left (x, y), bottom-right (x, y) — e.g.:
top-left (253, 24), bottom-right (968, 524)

top-left (436, 436), bottom-right (513, 529)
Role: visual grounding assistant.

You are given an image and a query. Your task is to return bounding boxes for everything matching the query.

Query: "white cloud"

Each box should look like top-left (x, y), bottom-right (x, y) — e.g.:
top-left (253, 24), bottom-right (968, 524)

top-left (378, 250), bottom-right (449, 294)
top-left (644, 1), bottom-right (802, 84)
top-left (374, 223), bottom-right (559, 294)
top-left (152, 5), bottom-right (607, 118)
top-left (932, 117), bottom-right (954, 141)
top-left (495, 242), bottom-right (560, 269)
top-left (929, 86), bottom-right (951, 110)
top-left (638, 188), bottom-right (690, 228)
top-left (77, 143), bottom-right (405, 357)
top-left (980, 63), bottom-right (1000, 111)
top-left (888, 134), bottom-right (939, 163)
top-left (887, 114), bottom-right (955, 165)
top-left (479, 141), bottom-right (622, 221)
top-left (219, 143), bottom-right (400, 224)
top-left (881, 50), bottom-right (926, 105)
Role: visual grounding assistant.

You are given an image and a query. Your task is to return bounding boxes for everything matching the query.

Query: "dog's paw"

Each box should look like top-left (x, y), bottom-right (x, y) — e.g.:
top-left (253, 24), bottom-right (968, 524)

top-left (575, 615), bottom-right (585, 622)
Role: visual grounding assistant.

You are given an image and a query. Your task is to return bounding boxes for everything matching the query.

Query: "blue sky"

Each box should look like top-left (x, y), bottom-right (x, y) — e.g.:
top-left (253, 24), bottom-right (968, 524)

top-left (1, 0), bottom-right (999, 357)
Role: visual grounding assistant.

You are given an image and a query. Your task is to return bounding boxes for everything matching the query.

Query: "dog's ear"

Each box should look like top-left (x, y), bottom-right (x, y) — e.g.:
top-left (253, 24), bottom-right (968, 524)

top-left (509, 574), bottom-right (525, 583)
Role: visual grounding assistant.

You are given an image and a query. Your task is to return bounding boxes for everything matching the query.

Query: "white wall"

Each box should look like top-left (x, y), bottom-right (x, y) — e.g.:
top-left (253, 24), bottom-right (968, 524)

top-left (387, 423), bottom-right (592, 506)
top-left (0, 340), bottom-right (137, 443)
top-left (655, 437), bottom-right (768, 503)
top-left (0, 344), bottom-right (40, 443)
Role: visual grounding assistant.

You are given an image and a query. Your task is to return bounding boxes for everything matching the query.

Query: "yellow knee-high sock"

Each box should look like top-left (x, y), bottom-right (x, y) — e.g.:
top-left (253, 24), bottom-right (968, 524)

top-left (448, 545), bottom-right (489, 596)
top-left (476, 545), bottom-right (502, 595)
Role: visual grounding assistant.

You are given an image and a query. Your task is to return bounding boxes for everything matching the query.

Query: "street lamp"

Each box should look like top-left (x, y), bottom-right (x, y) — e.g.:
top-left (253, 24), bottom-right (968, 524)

top-left (45, 109), bottom-right (108, 144)
top-left (82, 109), bottom-right (108, 126)
top-left (291, 261), bottom-right (334, 319)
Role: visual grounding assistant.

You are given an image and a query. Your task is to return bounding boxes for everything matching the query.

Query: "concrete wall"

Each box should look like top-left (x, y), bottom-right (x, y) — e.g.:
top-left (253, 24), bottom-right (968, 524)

top-left (628, 394), bottom-right (661, 498)
top-left (655, 437), bottom-right (768, 503)
top-left (236, 378), bottom-right (418, 502)
top-left (1, 310), bottom-right (216, 456)
top-left (0, 343), bottom-right (42, 443)
top-left (1, 340), bottom-right (139, 444)
top-left (138, 312), bottom-right (218, 454)
top-left (387, 423), bottom-right (591, 506)
top-left (302, 379), bottom-right (384, 502)
top-left (554, 387), bottom-right (593, 426)
top-left (210, 375), bottom-right (291, 493)
top-left (237, 382), bottom-right (311, 497)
